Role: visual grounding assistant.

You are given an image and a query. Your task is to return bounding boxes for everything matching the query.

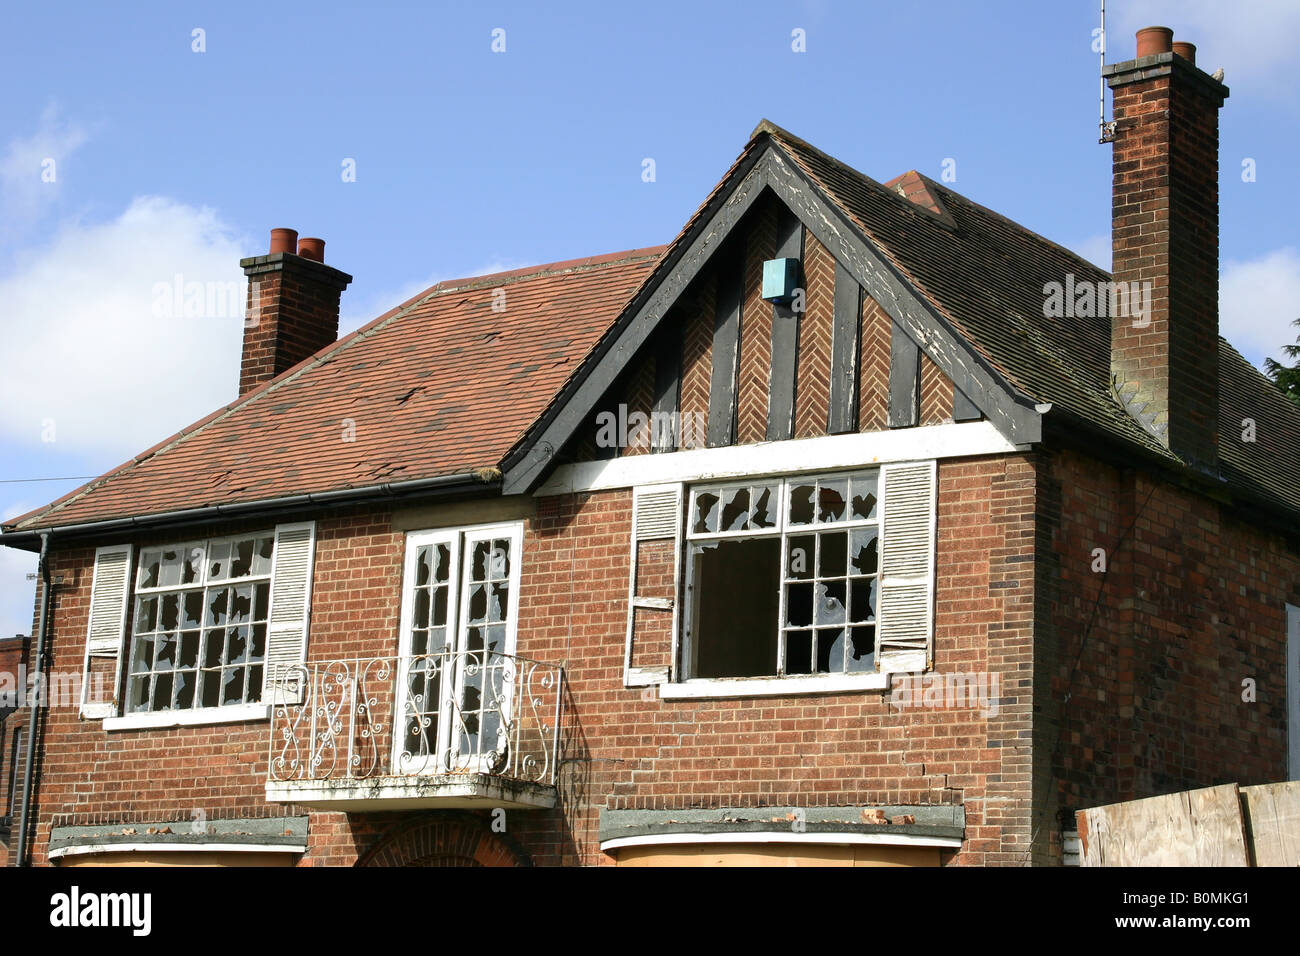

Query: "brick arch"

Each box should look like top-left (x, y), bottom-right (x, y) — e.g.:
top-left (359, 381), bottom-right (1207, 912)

top-left (356, 814), bottom-right (531, 868)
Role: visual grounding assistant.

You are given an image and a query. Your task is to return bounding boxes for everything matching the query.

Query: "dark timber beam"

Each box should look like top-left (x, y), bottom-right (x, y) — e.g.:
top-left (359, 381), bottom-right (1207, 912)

top-left (652, 331), bottom-right (681, 452)
top-left (501, 150), bottom-right (770, 493)
top-left (706, 251), bottom-right (744, 447)
top-left (761, 148), bottom-right (1042, 445)
top-left (828, 261), bottom-right (862, 434)
top-left (888, 320), bottom-right (920, 428)
top-left (502, 144), bottom-right (1041, 494)
top-left (766, 206), bottom-right (804, 441)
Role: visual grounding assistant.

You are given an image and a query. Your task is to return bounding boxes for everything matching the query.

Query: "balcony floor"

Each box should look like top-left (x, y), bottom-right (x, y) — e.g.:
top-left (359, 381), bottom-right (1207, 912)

top-left (266, 773), bottom-right (558, 812)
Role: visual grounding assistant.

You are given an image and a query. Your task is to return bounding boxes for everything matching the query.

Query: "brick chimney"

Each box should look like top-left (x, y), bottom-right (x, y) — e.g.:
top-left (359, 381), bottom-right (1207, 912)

top-left (1105, 27), bottom-right (1228, 470)
top-left (238, 229), bottom-right (352, 395)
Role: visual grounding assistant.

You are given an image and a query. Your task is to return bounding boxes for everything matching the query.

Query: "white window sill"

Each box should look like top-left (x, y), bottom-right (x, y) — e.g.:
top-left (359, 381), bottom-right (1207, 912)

top-left (102, 702), bottom-right (271, 731)
top-left (659, 673), bottom-right (890, 700)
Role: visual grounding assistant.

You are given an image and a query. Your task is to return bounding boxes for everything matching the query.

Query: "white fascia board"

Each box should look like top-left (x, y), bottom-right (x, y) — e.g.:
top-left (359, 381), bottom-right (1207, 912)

top-left (600, 831), bottom-right (962, 852)
top-left (537, 421), bottom-right (1022, 496)
top-left (49, 842), bottom-right (306, 859)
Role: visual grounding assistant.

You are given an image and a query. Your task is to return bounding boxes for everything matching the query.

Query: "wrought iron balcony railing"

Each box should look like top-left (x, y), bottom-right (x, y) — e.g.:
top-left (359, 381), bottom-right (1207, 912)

top-left (266, 651), bottom-right (563, 795)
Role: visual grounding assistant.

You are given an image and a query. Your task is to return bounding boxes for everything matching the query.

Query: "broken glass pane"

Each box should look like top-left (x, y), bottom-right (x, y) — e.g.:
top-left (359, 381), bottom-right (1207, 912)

top-left (227, 626), bottom-right (249, 664)
top-left (850, 578), bottom-right (877, 623)
top-left (850, 528), bottom-right (879, 576)
top-left (155, 634), bottom-right (177, 669)
top-left (750, 484), bottom-right (777, 528)
top-left (413, 588), bottom-right (431, 629)
top-left (467, 584), bottom-right (487, 625)
top-left (254, 582), bottom-right (270, 621)
top-left (721, 486), bottom-right (751, 531)
top-left (815, 580), bottom-right (847, 626)
top-left (130, 637), bottom-right (153, 672)
top-left (230, 585), bottom-right (253, 624)
top-left (786, 535), bottom-right (814, 580)
top-left (819, 532), bottom-right (848, 577)
top-left (250, 624), bottom-right (266, 660)
top-left (434, 543), bottom-right (451, 583)
top-left (432, 586), bottom-right (448, 626)
top-left (154, 673), bottom-right (174, 710)
top-left (140, 551), bottom-right (161, 589)
top-left (231, 538), bottom-right (255, 578)
top-left (207, 540), bottom-right (230, 580)
top-left (174, 670), bottom-right (196, 709)
top-left (207, 588), bottom-right (229, 627)
top-left (788, 484), bottom-right (815, 526)
top-left (159, 594), bottom-right (180, 631)
top-left (817, 479), bottom-right (848, 523)
top-left (252, 536), bottom-right (274, 576)
top-left (222, 668), bottom-right (245, 705)
top-left (785, 631), bottom-right (813, 675)
top-left (134, 596), bottom-right (158, 634)
top-left (178, 631), bottom-right (200, 669)
top-left (416, 546), bottom-right (432, 587)
top-left (850, 473), bottom-right (879, 520)
top-left (183, 591), bottom-right (204, 629)
top-left (785, 581), bottom-right (813, 627)
top-left (489, 582), bottom-right (509, 623)
top-left (848, 626), bottom-right (875, 672)
top-left (693, 490), bottom-right (721, 534)
top-left (817, 628), bottom-right (845, 673)
top-left (183, 546), bottom-right (203, 585)
top-left (159, 550), bottom-right (183, 588)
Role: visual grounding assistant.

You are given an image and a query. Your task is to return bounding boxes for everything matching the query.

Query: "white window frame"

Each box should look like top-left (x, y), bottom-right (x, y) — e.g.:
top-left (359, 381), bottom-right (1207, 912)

top-left (122, 531), bottom-right (275, 718)
top-left (672, 469), bottom-right (891, 698)
top-left (394, 521), bottom-right (524, 774)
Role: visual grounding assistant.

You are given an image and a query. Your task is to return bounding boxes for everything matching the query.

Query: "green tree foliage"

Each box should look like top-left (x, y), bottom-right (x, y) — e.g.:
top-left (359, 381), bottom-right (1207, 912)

top-left (1264, 318), bottom-right (1300, 407)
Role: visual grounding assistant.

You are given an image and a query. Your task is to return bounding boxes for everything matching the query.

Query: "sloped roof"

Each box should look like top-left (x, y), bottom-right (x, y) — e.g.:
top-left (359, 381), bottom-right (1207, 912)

top-left (758, 122), bottom-right (1300, 515)
top-left (5, 249), bottom-right (662, 532)
top-left (7, 121), bottom-right (1299, 537)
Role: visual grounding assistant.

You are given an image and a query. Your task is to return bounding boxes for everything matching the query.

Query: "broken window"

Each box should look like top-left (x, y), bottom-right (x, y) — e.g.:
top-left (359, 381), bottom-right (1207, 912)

top-left (126, 533), bottom-right (274, 713)
top-left (685, 471), bottom-right (880, 679)
top-left (396, 524), bottom-right (522, 773)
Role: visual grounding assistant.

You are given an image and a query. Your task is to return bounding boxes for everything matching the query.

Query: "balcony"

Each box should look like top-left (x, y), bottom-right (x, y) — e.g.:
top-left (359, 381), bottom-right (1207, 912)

top-left (265, 651), bottom-right (563, 811)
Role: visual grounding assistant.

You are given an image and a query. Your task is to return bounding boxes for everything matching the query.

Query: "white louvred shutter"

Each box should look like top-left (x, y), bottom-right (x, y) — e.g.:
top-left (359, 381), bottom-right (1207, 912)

top-left (876, 460), bottom-right (936, 674)
top-left (263, 521), bottom-right (317, 704)
top-left (624, 484), bottom-right (683, 686)
top-left (80, 544), bottom-right (133, 719)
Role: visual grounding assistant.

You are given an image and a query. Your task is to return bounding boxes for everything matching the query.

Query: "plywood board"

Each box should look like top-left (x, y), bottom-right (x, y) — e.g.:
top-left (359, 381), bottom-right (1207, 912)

top-left (1240, 781), bottom-right (1300, 867)
top-left (1077, 783), bottom-right (1249, 867)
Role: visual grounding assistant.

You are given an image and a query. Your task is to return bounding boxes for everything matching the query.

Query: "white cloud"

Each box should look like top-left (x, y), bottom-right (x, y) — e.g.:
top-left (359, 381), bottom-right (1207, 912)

top-left (0, 499), bottom-right (38, 638)
top-left (0, 196), bottom-right (250, 459)
top-left (1220, 246), bottom-right (1300, 367)
top-left (0, 105), bottom-right (89, 237)
top-left (1111, 1), bottom-right (1300, 92)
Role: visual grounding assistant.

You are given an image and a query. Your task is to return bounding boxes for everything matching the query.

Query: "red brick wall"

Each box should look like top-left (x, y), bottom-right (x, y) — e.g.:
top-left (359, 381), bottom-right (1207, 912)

top-left (1031, 448), bottom-right (1300, 863)
top-left (18, 456), bottom-right (1044, 867)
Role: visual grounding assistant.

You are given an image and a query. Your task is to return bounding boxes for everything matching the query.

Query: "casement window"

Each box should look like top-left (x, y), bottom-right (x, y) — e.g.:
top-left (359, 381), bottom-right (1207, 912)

top-left (395, 522), bottom-right (524, 773)
top-left (126, 533), bottom-right (274, 713)
top-left (626, 461), bottom-right (936, 693)
top-left (80, 522), bottom-right (316, 724)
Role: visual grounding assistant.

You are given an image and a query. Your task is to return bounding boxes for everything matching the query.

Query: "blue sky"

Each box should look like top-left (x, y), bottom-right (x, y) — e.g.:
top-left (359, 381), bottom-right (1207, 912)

top-left (2, 0), bottom-right (1298, 634)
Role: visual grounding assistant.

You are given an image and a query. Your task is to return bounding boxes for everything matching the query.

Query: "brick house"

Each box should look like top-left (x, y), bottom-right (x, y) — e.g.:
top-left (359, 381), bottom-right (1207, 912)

top-left (0, 635), bottom-right (31, 866)
top-left (2, 26), bottom-right (1298, 867)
